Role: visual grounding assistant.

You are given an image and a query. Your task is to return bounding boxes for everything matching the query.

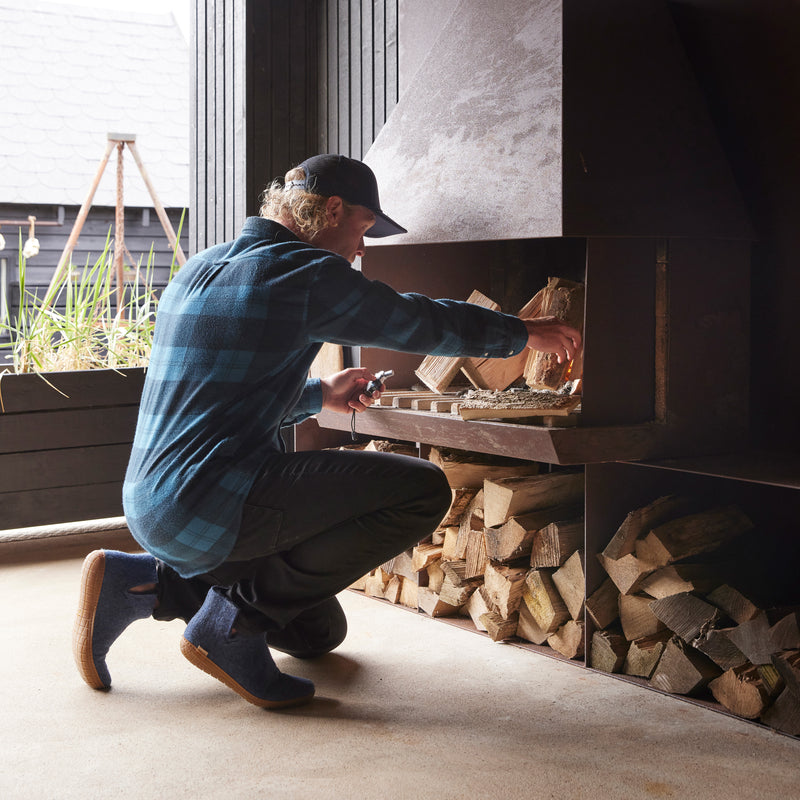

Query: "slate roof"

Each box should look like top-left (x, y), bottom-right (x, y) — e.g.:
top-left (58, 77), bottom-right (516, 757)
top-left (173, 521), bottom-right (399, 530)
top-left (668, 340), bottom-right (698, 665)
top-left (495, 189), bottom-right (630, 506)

top-left (0, 1), bottom-right (189, 208)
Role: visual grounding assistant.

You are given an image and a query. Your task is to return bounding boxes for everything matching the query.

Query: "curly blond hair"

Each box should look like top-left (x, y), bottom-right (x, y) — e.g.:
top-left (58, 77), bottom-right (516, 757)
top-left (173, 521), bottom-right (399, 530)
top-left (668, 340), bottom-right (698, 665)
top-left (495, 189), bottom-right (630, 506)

top-left (259, 166), bottom-right (345, 240)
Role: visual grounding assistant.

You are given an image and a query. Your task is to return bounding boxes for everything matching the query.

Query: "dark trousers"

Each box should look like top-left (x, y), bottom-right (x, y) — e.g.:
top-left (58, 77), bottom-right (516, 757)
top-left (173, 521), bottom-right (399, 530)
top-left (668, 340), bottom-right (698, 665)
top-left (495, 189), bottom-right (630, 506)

top-left (153, 449), bottom-right (451, 654)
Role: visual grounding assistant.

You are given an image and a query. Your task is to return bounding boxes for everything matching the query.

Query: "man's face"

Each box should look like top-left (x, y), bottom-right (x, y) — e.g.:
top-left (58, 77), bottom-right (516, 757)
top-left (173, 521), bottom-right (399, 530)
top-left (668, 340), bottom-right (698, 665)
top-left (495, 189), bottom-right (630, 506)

top-left (314, 199), bottom-right (376, 263)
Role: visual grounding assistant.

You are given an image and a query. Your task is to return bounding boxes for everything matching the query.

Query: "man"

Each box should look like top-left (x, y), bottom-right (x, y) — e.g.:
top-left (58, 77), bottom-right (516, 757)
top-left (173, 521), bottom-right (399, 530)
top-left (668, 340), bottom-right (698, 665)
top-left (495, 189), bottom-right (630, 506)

top-left (73, 154), bottom-right (581, 709)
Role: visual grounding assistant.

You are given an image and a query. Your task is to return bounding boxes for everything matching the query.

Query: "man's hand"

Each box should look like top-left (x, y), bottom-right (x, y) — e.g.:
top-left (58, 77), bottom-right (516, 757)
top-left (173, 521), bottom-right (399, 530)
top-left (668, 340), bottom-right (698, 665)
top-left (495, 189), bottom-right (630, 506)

top-left (321, 368), bottom-right (383, 414)
top-left (524, 316), bottom-right (582, 364)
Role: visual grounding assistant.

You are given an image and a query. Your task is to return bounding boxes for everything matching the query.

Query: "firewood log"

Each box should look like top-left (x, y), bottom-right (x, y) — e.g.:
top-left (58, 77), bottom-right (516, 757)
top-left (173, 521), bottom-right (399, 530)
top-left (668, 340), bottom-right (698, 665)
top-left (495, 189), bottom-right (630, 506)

top-left (619, 594), bottom-right (668, 641)
top-left (639, 564), bottom-right (720, 600)
top-left (487, 506), bottom-right (581, 565)
top-left (382, 549), bottom-right (417, 582)
top-left (438, 573), bottom-right (480, 608)
top-left (530, 517), bottom-right (584, 569)
top-left (547, 619), bottom-right (585, 659)
top-left (412, 542), bottom-right (444, 572)
top-left (706, 584), bottom-right (760, 624)
top-left (483, 471), bottom-right (585, 528)
top-left (417, 587), bottom-right (460, 618)
top-left (399, 577), bottom-right (419, 610)
top-left (428, 446), bottom-right (539, 489)
top-left (769, 611), bottom-right (800, 651)
top-left (771, 650), bottom-right (800, 700)
top-left (483, 563), bottom-right (528, 620)
top-left (441, 488), bottom-right (479, 526)
top-left (480, 610), bottom-right (519, 642)
top-left (648, 592), bottom-right (722, 644)
top-left (522, 569), bottom-right (570, 634)
top-left (623, 631), bottom-right (671, 678)
top-left (524, 278), bottom-right (585, 391)
top-left (709, 664), bottom-right (783, 719)
top-left (349, 574), bottom-right (369, 591)
top-left (552, 550), bottom-right (585, 620)
top-left (598, 551), bottom-right (657, 596)
top-left (516, 601), bottom-right (549, 645)
top-left (761, 688), bottom-right (800, 736)
top-left (456, 489), bottom-right (484, 560)
top-left (465, 586), bottom-right (491, 632)
top-left (693, 628), bottom-right (749, 671)
top-left (441, 527), bottom-right (461, 561)
top-left (365, 569), bottom-right (390, 599)
top-left (591, 629), bottom-right (629, 673)
top-left (585, 577), bottom-right (620, 629)
top-left (485, 516), bottom-right (537, 564)
top-left (426, 559), bottom-right (445, 593)
top-left (602, 495), bottom-right (693, 561)
top-left (635, 505), bottom-right (754, 568)
top-left (464, 528), bottom-right (489, 579)
top-left (650, 637), bottom-right (721, 696)
top-left (725, 613), bottom-right (775, 665)
top-left (383, 575), bottom-right (402, 604)
top-left (415, 290), bottom-right (499, 392)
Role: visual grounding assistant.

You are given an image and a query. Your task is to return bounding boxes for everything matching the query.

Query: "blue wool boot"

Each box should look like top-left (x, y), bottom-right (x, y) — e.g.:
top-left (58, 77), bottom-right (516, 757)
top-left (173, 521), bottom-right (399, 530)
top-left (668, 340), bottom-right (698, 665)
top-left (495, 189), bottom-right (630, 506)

top-left (73, 549), bottom-right (158, 690)
top-left (180, 587), bottom-right (315, 709)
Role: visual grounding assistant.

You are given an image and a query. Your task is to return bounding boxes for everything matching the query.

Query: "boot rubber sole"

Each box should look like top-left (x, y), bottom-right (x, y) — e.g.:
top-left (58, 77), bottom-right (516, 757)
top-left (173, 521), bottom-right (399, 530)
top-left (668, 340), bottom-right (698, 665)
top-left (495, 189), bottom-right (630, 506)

top-left (180, 637), bottom-right (315, 709)
top-left (72, 549), bottom-right (108, 690)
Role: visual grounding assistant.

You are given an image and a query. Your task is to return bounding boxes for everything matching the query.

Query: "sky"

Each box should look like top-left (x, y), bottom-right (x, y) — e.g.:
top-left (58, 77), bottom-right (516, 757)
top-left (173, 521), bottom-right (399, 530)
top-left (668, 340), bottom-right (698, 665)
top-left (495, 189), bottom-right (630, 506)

top-left (43, 0), bottom-right (191, 41)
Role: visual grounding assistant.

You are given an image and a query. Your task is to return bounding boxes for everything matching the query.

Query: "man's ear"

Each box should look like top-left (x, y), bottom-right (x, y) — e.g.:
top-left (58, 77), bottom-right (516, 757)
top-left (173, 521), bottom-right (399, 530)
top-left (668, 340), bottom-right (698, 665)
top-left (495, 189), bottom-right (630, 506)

top-left (325, 195), bottom-right (345, 226)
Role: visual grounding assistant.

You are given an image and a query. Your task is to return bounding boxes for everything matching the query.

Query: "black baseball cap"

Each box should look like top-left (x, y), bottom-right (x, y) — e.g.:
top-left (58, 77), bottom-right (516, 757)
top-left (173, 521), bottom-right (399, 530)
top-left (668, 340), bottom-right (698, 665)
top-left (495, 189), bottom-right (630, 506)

top-left (287, 154), bottom-right (407, 238)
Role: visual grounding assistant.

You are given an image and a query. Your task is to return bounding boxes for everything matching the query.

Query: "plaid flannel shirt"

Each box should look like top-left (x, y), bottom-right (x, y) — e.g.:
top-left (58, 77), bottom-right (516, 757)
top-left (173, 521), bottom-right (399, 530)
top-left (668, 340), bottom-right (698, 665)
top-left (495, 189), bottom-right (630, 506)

top-left (123, 217), bottom-right (527, 577)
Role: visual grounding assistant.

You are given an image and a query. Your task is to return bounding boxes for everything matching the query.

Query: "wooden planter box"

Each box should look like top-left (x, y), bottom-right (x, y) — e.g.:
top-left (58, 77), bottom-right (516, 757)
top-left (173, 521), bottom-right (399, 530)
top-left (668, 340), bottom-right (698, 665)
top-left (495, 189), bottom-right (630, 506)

top-left (0, 368), bottom-right (145, 530)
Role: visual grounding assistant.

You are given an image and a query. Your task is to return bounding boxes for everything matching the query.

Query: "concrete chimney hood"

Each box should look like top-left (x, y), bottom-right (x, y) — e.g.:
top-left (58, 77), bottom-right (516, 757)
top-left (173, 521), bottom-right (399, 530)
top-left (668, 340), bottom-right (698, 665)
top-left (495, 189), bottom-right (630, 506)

top-left (364, 0), bottom-right (751, 246)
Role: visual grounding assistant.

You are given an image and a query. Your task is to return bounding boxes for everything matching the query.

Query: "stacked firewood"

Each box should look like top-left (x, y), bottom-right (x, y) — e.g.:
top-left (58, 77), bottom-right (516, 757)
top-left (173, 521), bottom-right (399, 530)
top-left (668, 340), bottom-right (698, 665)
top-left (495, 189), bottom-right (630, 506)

top-left (353, 445), bottom-right (587, 660)
top-left (589, 495), bottom-right (800, 735)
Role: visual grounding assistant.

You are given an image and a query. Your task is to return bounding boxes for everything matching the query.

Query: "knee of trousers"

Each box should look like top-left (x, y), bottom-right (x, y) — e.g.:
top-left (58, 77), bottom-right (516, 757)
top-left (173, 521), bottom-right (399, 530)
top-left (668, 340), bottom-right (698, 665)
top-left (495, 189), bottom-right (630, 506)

top-left (407, 460), bottom-right (453, 530)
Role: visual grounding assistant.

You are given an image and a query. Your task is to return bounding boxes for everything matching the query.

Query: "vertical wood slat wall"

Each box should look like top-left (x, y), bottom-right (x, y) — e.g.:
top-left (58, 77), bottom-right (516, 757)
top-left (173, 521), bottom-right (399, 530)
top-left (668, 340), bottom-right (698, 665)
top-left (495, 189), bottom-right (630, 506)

top-left (191, 1), bottom-right (399, 254)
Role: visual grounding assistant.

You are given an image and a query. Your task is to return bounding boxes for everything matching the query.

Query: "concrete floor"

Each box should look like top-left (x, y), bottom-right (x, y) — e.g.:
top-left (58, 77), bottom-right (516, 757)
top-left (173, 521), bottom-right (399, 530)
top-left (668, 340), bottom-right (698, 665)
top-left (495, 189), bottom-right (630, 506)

top-left (2, 555), bottom-right (799, 800)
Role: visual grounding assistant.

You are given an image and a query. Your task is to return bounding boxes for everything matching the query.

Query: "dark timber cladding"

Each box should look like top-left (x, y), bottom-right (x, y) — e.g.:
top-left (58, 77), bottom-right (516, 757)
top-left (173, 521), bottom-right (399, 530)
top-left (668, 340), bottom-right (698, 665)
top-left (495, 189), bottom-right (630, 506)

top-left (191, 1), bottom-right (398, 252)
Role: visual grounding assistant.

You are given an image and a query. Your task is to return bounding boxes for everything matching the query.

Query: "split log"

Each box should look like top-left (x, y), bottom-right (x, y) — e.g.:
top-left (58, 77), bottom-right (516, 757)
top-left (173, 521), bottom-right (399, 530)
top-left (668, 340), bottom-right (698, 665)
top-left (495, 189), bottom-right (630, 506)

top-left (465, 586), bottom-right (492, 632)
top-left (426, 559), bottom-right (445, 593)
top-left (365, 569), bottom-right (390, 599)
top-left (602, 495), bottom-right (693, 561)
top-left (649, 637), bottom-right (721, 696)
top-left (441, 526), bottom-right (461, 561)
top-left (709, 664), bottom-right (783, 719)
top-left (761, 688), bottom-right (800, 736)
top-left (438, 578), bottom-right (479, 608)
top-left (706, 584), bottom-right (760, 624)
top-left (440, 559), bottom-right (470, 586)
top-left (429, 446), bottom-right (540, 489)
top-left (480, 610), bottom-right (519, 642)
top-left (417, 587), bottom-right (460, 618)
top-left (619, 594), bottom-right (668, 641)
top-left (383, 575), bottom-right (402, 604)
top-left (634, 505), bottom-right (754, 568)
top-left (771, 650), bottom-right (800, 700)
top-left (415, 290), bottom-right (499, 392)
top-left (399, 577), bottom-right (419, 610)
top-left (441, 488), bottom-right (479, 526)
top-left (522, 569), bottom-right (570, 634)
top-left (552, 550), bottom-right (585, 620)
top-left (382, 549), bottom-right (417, 582)
top-left (725, 613), bottom-right (775, 665)
top-left (455, 490), bottom-right (484, 560)
top-left (461, 290), bottom-right (544, 391)
top-left (623, 631), bottom-right (671, 679)
top-left (483, 471), bottom-right (585, 528)
top-left (598, 552), bottom-right (658, 596)
top-left (431, 527), bottom-right (446, 545)
top-left (487, 506), bottom-right (581, 565)
top-left (648, 592), bottom-right (722, 644)
top-left (585, 577), bottom-right (620, 629)
top-left (524, 277), bottom-right (585, 391)
top-left (530, 517), bottom-right (584, 569)
top-left (349, 574), bottom-right (369, 592)
top-left (693, 628), bottom-right (749, 671)
top-left (364, 439), bottom-right (418, 457)
top-left (547, 619), bottom-right (585, 659)
top-left (639, 564), bottom-right (720, 600)
top-left (516, 601), bottom-right (550, 645)
top-left (769, 611), bottom-right (800, 652)
top-left (483, 563), bottom-right (528, 619)
top-left (412, 542), bottom-right (444, 572)
top-left (464, 528), bottom-right (489, 579)
top-left (591, 629), bottom-right (629, 673)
